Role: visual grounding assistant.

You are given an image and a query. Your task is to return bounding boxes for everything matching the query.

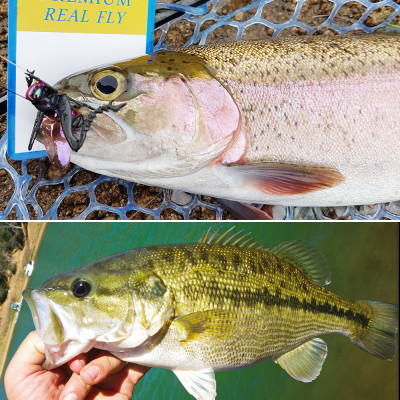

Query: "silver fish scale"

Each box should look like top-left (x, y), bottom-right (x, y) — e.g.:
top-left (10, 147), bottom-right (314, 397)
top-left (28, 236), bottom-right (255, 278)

top-left (1, 0), bottom-right (400, 220)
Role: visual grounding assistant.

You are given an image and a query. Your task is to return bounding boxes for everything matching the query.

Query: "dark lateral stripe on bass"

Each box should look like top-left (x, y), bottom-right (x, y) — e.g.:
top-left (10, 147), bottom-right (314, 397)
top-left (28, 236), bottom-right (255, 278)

top-left (264, 287), bottom-right (369, 328)
top-left (211, 285), bottom-right (370, 328)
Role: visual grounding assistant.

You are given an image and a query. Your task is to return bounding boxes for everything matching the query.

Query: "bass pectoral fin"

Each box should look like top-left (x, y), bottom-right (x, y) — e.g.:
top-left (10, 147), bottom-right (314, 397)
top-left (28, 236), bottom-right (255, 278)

top-left (226, 162), bottom-right (345, 195)
top-left (274, 338), bottom-right (328, 382)
top-left (174, 368), bottom-right (216, 400)
top-left (174, 310), bottom-right (232, 344)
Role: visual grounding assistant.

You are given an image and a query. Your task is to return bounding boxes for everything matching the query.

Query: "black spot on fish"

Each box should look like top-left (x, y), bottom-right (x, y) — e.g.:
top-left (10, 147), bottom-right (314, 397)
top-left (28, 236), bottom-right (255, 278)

top-left (302, 283), bottom-right (309, 293)
top-left (232, 253), bottom-right (241, 270)
top-left (248, 257), bottom-right (257, 274)
top-left (289, 295), bottom-right (300, 307)
top-left (275, 259), bottom-right (283, 272)
top-left (216, 254), bottom-right (228, 269)
top-left (169, 58), bottom-right (175, 62)
top-left (167, 67), bottom-right (173, 71)
top-left (181, 247), bottom-right (195, 265)
top-left (280, 280), bottom-right (286, 289)
top-left (161, 252), bottom-right (174, 263)
top-left (199, 248), bottom-right (209, 263)
top-left (310, 297), bottom-right (317, 308)
top-left (354, 312), bottom-right (369, 326)
top-left (195, 270), bottom-right (203, 280)
top-left (147, 258), bottom-right (158, 269)
top-left (345, 309), bottom-right (355, 319)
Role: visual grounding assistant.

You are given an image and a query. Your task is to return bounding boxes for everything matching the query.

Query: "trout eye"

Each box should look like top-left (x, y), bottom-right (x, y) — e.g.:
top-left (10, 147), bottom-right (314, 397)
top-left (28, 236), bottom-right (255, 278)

top-left (96, 75), bottom-right (118, 95)
top-left (90, 69), bottom-right (127, 101)
top-left (72, 280), bottom-right (91, 298)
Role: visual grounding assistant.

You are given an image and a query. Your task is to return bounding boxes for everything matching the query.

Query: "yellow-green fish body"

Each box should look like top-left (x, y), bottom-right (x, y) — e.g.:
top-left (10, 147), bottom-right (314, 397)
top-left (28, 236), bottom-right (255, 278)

top-left (24, 230), bottom-right (398, 399)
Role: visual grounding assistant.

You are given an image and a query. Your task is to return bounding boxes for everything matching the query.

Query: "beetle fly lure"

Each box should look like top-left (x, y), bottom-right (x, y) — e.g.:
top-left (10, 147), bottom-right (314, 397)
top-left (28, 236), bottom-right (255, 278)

top-left (0, 55), bottom-right (126, 167)
top-left (25, 71), bottom-right (126, 154)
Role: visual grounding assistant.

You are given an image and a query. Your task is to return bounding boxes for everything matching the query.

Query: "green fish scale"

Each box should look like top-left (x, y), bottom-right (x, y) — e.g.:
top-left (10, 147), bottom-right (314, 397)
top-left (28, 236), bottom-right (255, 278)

top-left (135, 244), bottom-right (372, 368)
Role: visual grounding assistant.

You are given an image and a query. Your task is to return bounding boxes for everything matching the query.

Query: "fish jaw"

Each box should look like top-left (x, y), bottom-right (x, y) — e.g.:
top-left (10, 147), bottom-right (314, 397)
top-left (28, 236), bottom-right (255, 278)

top-left (49, 53), bottom-right (243, 180)
top-left (23, 288), bottom-right (96, 369)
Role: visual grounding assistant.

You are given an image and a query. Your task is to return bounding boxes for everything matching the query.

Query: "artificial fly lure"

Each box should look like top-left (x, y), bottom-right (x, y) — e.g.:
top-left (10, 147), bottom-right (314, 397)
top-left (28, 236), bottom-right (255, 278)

top-left (0, 54), bottom-right (126, 163)
top-left (25, 70), bottom-right (126, 153)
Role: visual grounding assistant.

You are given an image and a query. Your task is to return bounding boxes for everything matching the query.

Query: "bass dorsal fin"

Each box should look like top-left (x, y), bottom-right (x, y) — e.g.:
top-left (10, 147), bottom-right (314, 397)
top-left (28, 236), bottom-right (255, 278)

top-left (198, 226), bottom-right (268, 251)
top-left (268, 241), bottom-right (331, 286)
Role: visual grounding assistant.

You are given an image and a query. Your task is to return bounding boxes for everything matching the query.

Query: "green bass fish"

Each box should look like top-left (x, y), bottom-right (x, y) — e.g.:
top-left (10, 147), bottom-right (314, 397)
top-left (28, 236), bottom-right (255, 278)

top-left (24, 229), bottom-right (398, 399)
top-left (33, 34), bottom-right (400, 207)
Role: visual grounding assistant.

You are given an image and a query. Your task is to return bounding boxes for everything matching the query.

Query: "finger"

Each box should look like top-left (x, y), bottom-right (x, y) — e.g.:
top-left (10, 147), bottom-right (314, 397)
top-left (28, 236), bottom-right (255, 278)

top-left (68, 353), bottom-right (88, 375)
top-left (7, 331), bottom-right (45, 373)
top-left (127, 363), bottom-right (150, 386)
top-left (59, 372), bottom-right (92, 400)
top-left (96, 363), bottom-right (150, 395)
top-left (80, 352), bottom-right (126, 385)
top-left (86, 388), bottom-right (131, 400)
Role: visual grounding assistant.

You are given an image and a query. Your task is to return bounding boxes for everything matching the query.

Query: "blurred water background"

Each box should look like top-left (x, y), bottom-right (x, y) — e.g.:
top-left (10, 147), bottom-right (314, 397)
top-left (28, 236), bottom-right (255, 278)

top-left (0, 222), bottom-right (398, 399)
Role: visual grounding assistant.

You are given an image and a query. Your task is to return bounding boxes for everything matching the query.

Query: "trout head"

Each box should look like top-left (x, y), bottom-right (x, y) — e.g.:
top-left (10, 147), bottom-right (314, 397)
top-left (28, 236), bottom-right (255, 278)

top-left (41, 52), bottom-right (241, 180)
top-left (23, 251), bottom-right (173, 369)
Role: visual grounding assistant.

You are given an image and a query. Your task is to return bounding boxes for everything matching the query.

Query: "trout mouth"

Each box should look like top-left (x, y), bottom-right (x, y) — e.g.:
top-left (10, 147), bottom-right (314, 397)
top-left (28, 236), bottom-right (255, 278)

top-left (40, 111), bottom-right (127, 169)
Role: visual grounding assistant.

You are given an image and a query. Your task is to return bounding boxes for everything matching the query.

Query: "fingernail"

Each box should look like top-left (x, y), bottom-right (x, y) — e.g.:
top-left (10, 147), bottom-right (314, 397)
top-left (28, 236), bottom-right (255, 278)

top-left (63, 394), bottom-right (78, 400)
top-left (81, 365), bottom-right (100, 381)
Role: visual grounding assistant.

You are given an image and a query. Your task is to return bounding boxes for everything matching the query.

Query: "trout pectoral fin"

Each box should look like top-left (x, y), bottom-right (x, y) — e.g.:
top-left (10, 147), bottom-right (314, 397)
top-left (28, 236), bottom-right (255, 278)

top-left (274, 338), bottom-right (328, 383)
top-left (174, 310), bottom-right (232, 344)
top-left (174, 368), bottom-right (216, 400)
top-left (225, 162), bottom-right (345, 195)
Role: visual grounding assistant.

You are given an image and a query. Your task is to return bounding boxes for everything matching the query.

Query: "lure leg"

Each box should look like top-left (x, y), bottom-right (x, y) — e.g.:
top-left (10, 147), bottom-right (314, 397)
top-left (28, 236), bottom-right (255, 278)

top-left (58, 94), bottom-right (83, 152)
top-left (28, 110), bottom-right (44, 150)
top-left (74, 101), bottom-right (126, 152)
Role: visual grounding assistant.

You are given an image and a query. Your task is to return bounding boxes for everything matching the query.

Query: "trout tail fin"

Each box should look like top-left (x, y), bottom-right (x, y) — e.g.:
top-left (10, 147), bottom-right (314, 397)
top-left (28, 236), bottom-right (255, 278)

top-left (352, 301), bottom-right (398, 361)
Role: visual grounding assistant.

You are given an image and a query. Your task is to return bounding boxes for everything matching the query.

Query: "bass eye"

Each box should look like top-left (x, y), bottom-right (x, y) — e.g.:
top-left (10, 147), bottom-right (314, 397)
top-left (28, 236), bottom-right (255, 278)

top-left (90, 70), bottom-right (127, 101)
top-left (72, 280), bottom-right (91, 298)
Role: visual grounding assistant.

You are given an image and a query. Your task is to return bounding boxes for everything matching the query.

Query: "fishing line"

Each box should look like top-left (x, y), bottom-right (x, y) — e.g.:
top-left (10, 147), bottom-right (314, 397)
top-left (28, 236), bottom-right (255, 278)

top-left (0, 86), bottom-right (28, 101)
top-left (0, 54), bottom-right (29, 73)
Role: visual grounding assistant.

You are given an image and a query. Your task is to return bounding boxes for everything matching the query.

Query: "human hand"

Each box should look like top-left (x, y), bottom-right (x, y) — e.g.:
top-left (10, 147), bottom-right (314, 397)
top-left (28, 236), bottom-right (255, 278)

top-left (5, 331), bottom-right (150, 400)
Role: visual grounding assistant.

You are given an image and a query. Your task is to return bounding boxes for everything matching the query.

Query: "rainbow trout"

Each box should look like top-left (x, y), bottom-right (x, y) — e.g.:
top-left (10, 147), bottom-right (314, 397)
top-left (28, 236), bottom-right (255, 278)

top-left (23, 229), bottom-right (398, 400)
top-left (26, 34), bottom-right (400, 206)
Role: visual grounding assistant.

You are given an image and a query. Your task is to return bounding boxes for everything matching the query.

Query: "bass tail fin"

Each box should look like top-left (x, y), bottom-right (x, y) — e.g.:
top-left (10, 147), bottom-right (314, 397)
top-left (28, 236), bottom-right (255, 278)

top-left (352, 301), bottom-right (398, 361)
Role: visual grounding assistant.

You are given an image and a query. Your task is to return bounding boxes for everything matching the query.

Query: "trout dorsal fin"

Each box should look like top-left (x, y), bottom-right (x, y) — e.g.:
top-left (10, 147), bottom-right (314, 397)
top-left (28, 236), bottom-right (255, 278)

top-left (198, 226), bottom-right (269, 251)
top-left (268, 241), bottom-right (331, 286)
top-left (274, 338), bottom-right (328, 382)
